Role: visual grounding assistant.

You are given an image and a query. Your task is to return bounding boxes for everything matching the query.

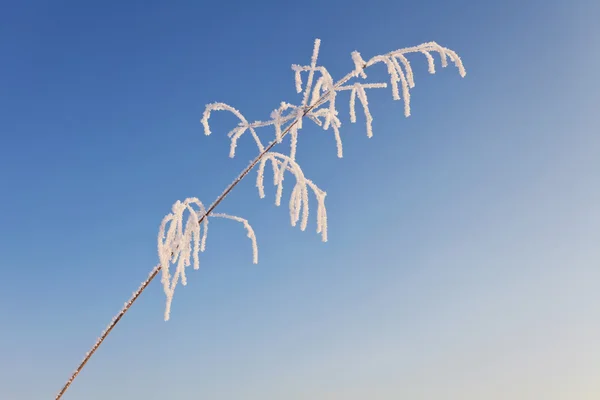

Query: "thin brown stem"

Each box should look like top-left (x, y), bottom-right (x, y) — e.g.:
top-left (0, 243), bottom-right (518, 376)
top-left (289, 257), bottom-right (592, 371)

top-left (54, 265), bottom-right (160, 400)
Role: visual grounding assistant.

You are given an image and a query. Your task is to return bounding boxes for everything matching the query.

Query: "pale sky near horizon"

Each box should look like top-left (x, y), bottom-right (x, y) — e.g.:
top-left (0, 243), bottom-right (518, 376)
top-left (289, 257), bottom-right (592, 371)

top-left (1, 0), bottom-right (599, 399)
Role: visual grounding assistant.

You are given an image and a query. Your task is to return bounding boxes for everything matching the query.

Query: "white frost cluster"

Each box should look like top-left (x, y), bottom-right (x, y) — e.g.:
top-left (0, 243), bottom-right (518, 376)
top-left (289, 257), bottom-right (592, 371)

top-left (161, 39), bottom-right (465, 320)
top-left (257, 151), bottom-right (328, 241)
top-left (200, 38), bottom-right (465, 234)
top-left (158, 198), bottom-right (257, 321)
top-left (349, 41), bottom-right (466, 117)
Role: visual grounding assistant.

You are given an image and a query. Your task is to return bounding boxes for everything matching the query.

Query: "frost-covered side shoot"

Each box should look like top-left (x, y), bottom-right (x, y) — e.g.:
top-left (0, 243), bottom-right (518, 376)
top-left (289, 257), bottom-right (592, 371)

top-left (158, 198), bottom-right (258, 321)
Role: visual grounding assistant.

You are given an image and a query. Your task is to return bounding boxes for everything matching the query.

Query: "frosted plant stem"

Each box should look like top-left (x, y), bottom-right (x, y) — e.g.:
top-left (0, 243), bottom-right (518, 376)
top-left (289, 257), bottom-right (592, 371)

top-left (55, 79), bottom-right (335, 400)
top-left (55, 38), bottom-right (466, 398)
top-left (54, 266), bottom-right (160, 400)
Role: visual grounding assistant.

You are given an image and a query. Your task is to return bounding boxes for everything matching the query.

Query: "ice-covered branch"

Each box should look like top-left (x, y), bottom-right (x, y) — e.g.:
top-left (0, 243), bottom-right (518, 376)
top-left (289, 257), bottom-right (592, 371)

top-left (210, 213), bottom-right (258, 264)
top-left (352, 41), bottom-right (466, 117)
top-left (205, 39), bottom-right (465, 162)
top-left (338, 82), bottom-right (387, 139)
top-left (56, 38), bottom-right (467, 400)
top-left (202, 102), bottom-right (265, 157)
top-left (211, 213), bottom-right (258, 263)
top-left (196, 37), bottom-right (465, 247)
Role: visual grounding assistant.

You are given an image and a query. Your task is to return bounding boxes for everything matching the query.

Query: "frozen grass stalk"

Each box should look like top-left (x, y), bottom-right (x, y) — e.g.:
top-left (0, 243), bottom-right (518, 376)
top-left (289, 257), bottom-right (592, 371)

top-left (55, 38), bottom-right (466, 399)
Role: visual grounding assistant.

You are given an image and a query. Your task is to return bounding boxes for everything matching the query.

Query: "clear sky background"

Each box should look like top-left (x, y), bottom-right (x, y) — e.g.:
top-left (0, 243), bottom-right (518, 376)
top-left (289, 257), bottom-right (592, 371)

top-left (1, 0), bottom-right (599, 399)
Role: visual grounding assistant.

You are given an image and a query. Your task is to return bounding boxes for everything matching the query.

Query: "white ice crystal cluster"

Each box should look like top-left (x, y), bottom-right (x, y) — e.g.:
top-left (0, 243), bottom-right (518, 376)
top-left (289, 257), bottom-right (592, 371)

top-left (158, 198), bottom-right (257, 321)
top-left (160, 39), bottom-right (466, 320)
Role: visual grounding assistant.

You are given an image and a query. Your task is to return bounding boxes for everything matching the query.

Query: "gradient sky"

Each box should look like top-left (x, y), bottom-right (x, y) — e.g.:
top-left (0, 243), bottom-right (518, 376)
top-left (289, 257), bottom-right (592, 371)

top-left (1, 0), bottom-right (599, 399)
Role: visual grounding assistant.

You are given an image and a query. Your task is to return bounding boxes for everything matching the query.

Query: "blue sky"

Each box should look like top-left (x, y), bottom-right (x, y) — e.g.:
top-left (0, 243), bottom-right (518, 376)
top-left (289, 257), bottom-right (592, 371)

top-left (1, 0), bottom-right (599, 399)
